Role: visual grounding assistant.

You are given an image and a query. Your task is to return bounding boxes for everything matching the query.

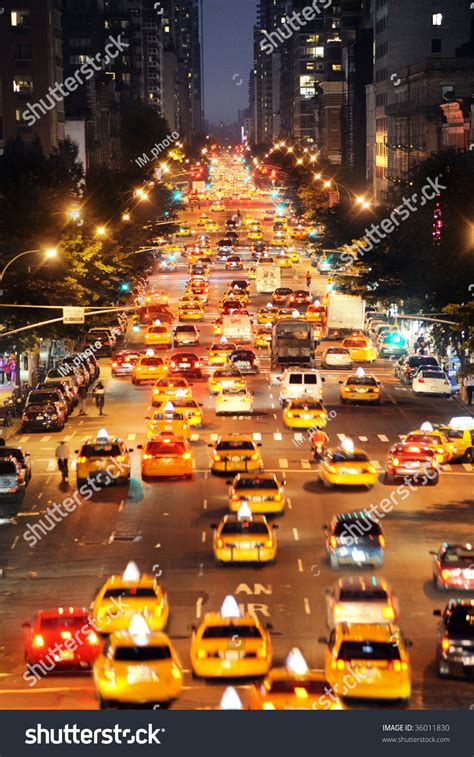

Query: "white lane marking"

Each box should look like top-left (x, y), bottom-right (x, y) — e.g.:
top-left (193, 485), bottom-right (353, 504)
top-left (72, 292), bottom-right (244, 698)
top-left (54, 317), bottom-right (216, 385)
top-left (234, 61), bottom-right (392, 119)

top-left (294, 433), bottom-right (304, 443)
top-left (46, 459), bottom-right (56, 472)
top-left (304, 597), bottom-right (311, 615)
top-left (71, 460), bottom-right (77, 470)
top-left (196, 597), bottom-right (204, 619)
top-left (293, 527), bottom-right (299, 541)
top-left (378, 434), bottom-right (389, 442)
top-left (10, 536), bottom-right (19, 550)
top-left (203, 499), bottom-right (208, 510)
top-left (441, 464), bottom-right (452, 472)
top-left (279, 458), bottom-right (288, 469)
top-left (297, 558), bottom-right (303, 573)
top-left (40, 436), bottom-right (51, 443)
top-left (210, 433), bottom-right (218, 442)
top-left (127, 433), bottom-right (136, 441)
top-left (19, 436), bottom-right (30, 443)
top-left (370, 460), bottom-right (382, 470)
top-left (191, 433), bottom-right (200, 442)
top-left (274, 432), bottom-right (282, 441)
top-left (118, 500), bottom-right (125, 512)
top-left (359, 436), bottom-right (368, 442)
top-left (201, 531), bottom-right (206, 543)
top-left (301, 460), bottom-right (311, 469)
top-left (63, 433), bottom-right (75, 442)
top-left (287, 497), bottom-right (292, 510)
top-left (253, 433), bottom-right (262, 441)
top-left (463, 463), bottom-right (473, 471)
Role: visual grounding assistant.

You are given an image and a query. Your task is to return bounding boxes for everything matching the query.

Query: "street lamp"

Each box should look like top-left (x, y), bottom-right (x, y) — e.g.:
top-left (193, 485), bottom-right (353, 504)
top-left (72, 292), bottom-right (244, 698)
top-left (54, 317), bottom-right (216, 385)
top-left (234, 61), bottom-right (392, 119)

top-left (0, 247), bottom-right (58, 290)
top-left (67, 207), bottom-right (82, 222)
top-left (95, 226), bottom-right (107, 237)
top-left (122, 213), bottom-right (131, 222)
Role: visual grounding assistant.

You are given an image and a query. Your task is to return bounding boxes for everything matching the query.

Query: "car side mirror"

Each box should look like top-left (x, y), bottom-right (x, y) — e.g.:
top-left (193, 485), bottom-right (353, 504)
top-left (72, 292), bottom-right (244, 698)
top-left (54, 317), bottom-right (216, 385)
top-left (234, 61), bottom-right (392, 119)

top-left (272, 524), bottom-right (279, 530)
top-left (322, 524), bottom-right (328, 531)
top-left (433, 609), bottom-right (442, 617)
top-left (137, 444), bottom-right (143, 450)
top-left (145, 416), bottom-right (150, 420)
top-left (128, 448), bottom-right (134, 453)
top-left (21, 621), bottom-right (31, 629)
top-left (338, 380), bottom-right (343, 384)
top-left (318, 635), bottom-right (328, 644)
top-left (404, 638), bottom-right (413, 648)
top-left (74, 450), bottom-right (79, 454)
top-left (266, 623), bottom-right (274, 631)
top-left (257, 443), bottom-right (262, 447)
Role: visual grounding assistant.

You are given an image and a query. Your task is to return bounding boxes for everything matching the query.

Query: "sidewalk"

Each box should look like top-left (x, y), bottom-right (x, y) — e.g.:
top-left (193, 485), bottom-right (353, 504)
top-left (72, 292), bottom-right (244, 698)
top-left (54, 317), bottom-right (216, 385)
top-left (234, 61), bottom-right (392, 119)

top-left (0, 383), bottom-right (21, 442)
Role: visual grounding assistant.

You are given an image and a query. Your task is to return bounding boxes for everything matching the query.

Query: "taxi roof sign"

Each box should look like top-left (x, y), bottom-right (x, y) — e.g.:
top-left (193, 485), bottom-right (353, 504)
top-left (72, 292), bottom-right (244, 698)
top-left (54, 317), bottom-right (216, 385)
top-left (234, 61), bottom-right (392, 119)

top-left (128, 613), bottom-right (151, 645)
top-left (220, 595), bottom-right (241, 619)
top-left (356, 367), bottom-right (365, 378)
top-left (122, 561), bottom-right (140, 583)
top-left (219, 687), bottom-right (243, 710)
top-left (96, 428), bottom-right (109, 442)
top-left (237, 503), bottom-right (252, 520)
top-left (449, 417), bottom-right (474, 430)
top-left (341, 436), bottom-right (355, 453)
top-left (420, 421), bottom-right (433, 432)
top-left (286, 647), bottom-right (309, 675)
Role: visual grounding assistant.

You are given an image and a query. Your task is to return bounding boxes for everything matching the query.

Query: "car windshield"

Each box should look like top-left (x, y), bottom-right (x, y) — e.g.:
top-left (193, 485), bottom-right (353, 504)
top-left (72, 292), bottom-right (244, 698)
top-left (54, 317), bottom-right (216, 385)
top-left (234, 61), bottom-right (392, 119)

top-left (405, 434), bottom-right (439, 445)
top-left (0, 449), bottom-right (24, 462)
top-left (217, 441), bottom-right (255, 451)
top-left (327, 348), bottom-right (349, 355)
top-left (332, 451), bottom-right (370, 463)
top-left (26, 404), bottom-right (56, 413)
top-left (443, 549), bottom-right (474, 564)
top-left (275, 289), bottom-right (292, 295)
top-left (201, 625), bottom-right (262, 639)
top-left (28, 392), bottom-right (60, 403)
top-left (81, 444), bottom-right (122, 457)
top-left (445, 607), bottom-right (474, 633)
top-left (339, 588), bottom-right (388, 602)
top-left (231, 352), bottom-right (254, 361)
top-left (214, 370), bottom-right (242, 378)
top-left (149, 327), bottom-right (167, 334)
top-left (0, 461), bottom-right (17, 474)
top-left (290, 401), bottom-right (323, 410)
top-left (140, 358), bottom-right (163, 367)
top-left (235, 478), bottom-right (278, 490)
top-left (421, 372), bottom-right (446, 379)
top-left (114, 646), bottom-right (171, 662)
top-left (211, 344), bottom-right (235, 352)
top-left (147, 441), bottom-right (186, 455)
top-left (40, 617), bottom-right (87, 630)
top-left (344, 340), bottom-right (368, 348)
top-left (221, 522), bottom-right (269, 535)
top-left (346, 377), bottom-right (378, 386)
top-left (338, 642), bottom-right (400, 661)
top-left (177, 327), bottom-right (197, 333)
top-left (152, 413), bottom-right (185, 421)
top-left (267, 680), bottom-right (326, 695)
top-left (103, 588), bottom-right (157, 599)
top-left (334, 518), bottom-right (381, 537)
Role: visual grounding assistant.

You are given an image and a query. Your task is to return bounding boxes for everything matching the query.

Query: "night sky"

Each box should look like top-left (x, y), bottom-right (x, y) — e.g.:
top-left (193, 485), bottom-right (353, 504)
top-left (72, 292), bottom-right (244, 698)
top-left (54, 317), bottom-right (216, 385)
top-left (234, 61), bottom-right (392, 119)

top-left (202, 0), bottom-right (256, 124)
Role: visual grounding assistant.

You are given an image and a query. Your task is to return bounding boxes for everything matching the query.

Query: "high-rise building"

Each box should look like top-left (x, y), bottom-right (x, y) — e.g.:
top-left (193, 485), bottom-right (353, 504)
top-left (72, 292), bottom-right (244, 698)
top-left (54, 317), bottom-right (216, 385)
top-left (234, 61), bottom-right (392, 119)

top-left (252, 0), bottom-right (288, 145)
top-left (369, 0), bottom-right (473, 201)
top-left (172, 0), bottom-right (203, 143)
top-left (0, 1), bottom-right (64, 156)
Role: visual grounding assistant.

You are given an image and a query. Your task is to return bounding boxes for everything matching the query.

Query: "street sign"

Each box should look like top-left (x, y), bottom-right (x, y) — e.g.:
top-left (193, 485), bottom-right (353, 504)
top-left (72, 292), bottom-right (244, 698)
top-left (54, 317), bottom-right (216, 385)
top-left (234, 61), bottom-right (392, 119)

top-left (63, 306), bottom-right (85, 324)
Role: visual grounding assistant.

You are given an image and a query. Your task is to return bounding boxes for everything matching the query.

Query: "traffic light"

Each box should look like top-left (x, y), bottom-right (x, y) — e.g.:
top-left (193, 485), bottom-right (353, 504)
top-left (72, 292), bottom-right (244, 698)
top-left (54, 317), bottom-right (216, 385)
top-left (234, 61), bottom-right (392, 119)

top-left (172, 190), bottom-right (183, 202)
top-left (119, 282), bottom-right (130, 292)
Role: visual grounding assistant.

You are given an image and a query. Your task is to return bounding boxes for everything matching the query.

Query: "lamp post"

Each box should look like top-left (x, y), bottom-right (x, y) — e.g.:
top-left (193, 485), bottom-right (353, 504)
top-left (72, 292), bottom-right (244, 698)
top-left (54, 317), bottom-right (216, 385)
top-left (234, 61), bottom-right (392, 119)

top-left (0, 247), bottom-right (58, 294)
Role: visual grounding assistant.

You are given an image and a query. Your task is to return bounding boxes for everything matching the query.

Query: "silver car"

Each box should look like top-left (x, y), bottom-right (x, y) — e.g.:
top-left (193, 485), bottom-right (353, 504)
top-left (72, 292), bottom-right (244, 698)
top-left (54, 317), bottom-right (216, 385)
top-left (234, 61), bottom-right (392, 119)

top-left (321, 347), bottom-right (353, 370)
top-left (325, 576), bottom-right (399, 628)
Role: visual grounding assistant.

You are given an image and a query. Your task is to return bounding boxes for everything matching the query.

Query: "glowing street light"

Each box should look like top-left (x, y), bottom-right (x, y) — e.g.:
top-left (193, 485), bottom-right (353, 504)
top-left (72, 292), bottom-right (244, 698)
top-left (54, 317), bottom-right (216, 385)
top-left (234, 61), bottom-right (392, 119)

top-left (134, 188), bottom-right (149, 200)
top-left (44, 247), bottom-right (58, 259)
top-left (68, 207), bottom-right (82, 222)
top-left (0, 246), bottom-right (59, 287)
top-left (122, 212), bottom-right (131, 222)
top-left (95, 226), bottom-right (107, 237)
top-left (324, 180), bottom-right (332, 188)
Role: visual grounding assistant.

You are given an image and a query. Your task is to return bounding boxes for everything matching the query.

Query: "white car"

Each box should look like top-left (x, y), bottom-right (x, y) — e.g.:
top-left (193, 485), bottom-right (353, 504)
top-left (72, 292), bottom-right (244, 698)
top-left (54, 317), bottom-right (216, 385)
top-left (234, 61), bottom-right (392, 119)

top-left (173, 325), bottom-right (200, 346)
top-left (215, 388), bottom-right (253, 415)
top-left (325, 577), bottom-right (399, 629)
top-left (321, 347), bottom-right (353, 370)
top-left (412, 369), bottom-right (452, 397)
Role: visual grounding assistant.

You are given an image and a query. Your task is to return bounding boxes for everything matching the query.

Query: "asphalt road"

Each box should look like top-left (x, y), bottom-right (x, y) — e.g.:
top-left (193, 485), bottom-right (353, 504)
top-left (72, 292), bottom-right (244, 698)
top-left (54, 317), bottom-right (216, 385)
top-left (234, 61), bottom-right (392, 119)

top-left (0, 201), bottom-right (473, 711)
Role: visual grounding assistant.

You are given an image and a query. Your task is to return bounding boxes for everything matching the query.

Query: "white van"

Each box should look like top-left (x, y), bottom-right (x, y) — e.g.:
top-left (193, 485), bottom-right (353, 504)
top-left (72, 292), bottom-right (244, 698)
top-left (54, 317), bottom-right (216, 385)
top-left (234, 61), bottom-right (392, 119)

top-left (222, 314), bottom-right (253, 343)
top-left (277, 368), bottom-right (325, 406)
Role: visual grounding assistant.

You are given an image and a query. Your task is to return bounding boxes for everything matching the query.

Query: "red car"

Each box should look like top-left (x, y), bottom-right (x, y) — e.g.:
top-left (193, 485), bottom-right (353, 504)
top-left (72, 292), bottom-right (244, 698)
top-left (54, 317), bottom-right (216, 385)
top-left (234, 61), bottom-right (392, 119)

top-left (168, 352), bottom-right (202, 378)
top-left (431, 543), bottom-right (474, 591)
top-left (111, 350), bottom-right (141, 377)
top-left (272, 287), bottom-right (293, 304)
top-left (385, 442), bottom-right (439, 484)
top-left (287, 290), bottom-right (311, 306)
top-left (23, 607), bottom-right (101, 669)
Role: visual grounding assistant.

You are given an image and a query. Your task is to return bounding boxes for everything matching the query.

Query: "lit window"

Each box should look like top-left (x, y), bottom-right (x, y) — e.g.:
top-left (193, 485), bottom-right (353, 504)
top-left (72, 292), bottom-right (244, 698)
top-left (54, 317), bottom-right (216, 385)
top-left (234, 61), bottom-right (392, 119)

top-left (11, 9), bottom-right (30, 27)
top-left (13, 75), bottom-right (33, 93)
top-left (315, 46), bottom-right (324, 58)
top-left (432, 13), bottom-right (442, 26)
top-left (332, 64), bottom-right (342, 72)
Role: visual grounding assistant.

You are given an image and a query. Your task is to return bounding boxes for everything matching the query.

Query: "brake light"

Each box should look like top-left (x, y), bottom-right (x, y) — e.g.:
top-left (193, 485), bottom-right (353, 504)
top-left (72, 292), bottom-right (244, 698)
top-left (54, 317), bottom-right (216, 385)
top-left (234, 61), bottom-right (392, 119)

top-left (392, 457), bottom-right (399, 466)
top-left (257, 646), bottom-right (267, 659)
top-left (330, 535), bottom-right (337, 549)
top-left (77, 456), bottom-right (87, 464)
top-left (418, 378), bottom-right (425, 384)
top-left (263, 701), bottom-right (276, 710)
top-left (441, 638), bottom-right (450, 652)
top-left (182, 452), bottom-right (191, 460)
top-left (87, 631), bottom-right (99, 645)
top-left (60, 630), bottom-right (72, 640)
top-left (32, 634), bottom-right (45, 648)
top-left (379, 535), bottom-right (385, 548)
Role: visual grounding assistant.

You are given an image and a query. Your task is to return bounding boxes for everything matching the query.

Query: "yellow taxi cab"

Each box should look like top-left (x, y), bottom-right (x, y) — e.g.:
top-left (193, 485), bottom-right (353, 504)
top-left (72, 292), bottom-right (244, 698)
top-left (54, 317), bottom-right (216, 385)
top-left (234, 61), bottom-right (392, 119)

top-left (257, 305), bottom-right (279, 324)
top-left (319, 437), bottom-right (378, 489)
top-left (178, 302), bottom-right (204, 321)
top-left (155, 397), bottom-right (202, 427)
top-left (277, 254), bottom-right (292, 268)
top-left (178, 294), bottom-right (201, 308)
top-left (255, 326), bottom-right (272, 349)
top-left (291, 226), bottom-right (308, 240)
top-left (151, 378), bottom-right (192, 406)
top-left (190, 595), bottom-right (272, 679)
top-left (321, 622), bottom-right (411, 703)
top-left (283, 399), bottom-right (328, 429)
top-left (211, 202), bottom-right (225, 212)
top-left (305, 303), bottom-right (327, 324)
top-left (209, 434), bottom-right (263, 475)
top-left (248, 266), bottom-right (256, 280)
top-left (208, 340), bottom-right (237, 366)
top-left (176, 225), bottom-right (191, 237)
top-left (340, 368), bottom-right (381, 405)
top-left (208, 368), bottom-right (246, 395)
top-left (76, 429), bottom-right (132, 488)
top-left (212, 317), bottom-right (223, 336)
top-left (434, 417), bottom-right (474, 463)
top-left (212, 504), bottom-right (277, 564)
top-left (271, 236), bottom-right (286, 247)
top-left (249, 648), bottom-right (342, 710)
top-left (403, 422), bottom-right (455, 464)
top-left (145, 404), bottom-right (191, 440)
top-left (287, 248), bottom-right (300, 263)
top-left (197, 214), bottom-right (210, 227)
top-left (248, 229), bottom-right (263, 241)
top-left (342, 336), bottom-right (377, 363)
top-left (131, 351), bottom-right (168, 385)
top-left (205, 220), bottom-right (219, 232)
top-left (93, 615), bottom-right (182, 709)
top-left (225, 288), bottom-right (248, 305)
top-left (144, 322), bottom-right (172, 349)
top-left (90, 561), bottom-right (169, 633)
top-left (139, 434), bottom-right (193, 480)
top-left (243, 216), bottom-right (256, 227)
top-left (228, 473), bottom-right (285, 515)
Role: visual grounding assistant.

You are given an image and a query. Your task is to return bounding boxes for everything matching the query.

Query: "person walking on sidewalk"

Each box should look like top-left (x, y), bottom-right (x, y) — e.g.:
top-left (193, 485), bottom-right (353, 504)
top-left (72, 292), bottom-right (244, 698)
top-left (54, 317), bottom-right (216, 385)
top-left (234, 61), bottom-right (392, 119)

top-left (0, 356), bottom-right (5, 385)
top-left (78, 383), bottom-right (88, 415)
top-left (464, 373), bottom-right (474, 406)
top-left (55, 440), bottom-right (70, 481)
top-left (93, 381), bottom-right (106, 415)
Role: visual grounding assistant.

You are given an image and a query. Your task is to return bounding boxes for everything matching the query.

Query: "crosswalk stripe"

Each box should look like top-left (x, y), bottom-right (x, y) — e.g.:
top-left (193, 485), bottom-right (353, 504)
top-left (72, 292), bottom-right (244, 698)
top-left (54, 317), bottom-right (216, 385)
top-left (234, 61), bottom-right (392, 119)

top-left (294, 433), bottom-right (304, 443)
top-left (378, 434), bottom-right (389, 442)
top-left (301, 460), bottom-right (311, 469)
top-left (19, 436), bottom-right (30, 443)
top-left (127, 433), bottom-right (136, 441)
top-left (191, 433), bottom-right (200, 442)
top-left (274, 432), bottom-right (282, 441)
top-left (441, 464), bottom-right (452, 472)
top-left (463, 463), bottom-right (473, 471)
top-left (71, 460), bottom-right (77, 470)
top-left (253, 433), bottom-right (262, 441)
top-left (359, 436), bottom-right (368, 442)
top-left (47, 459), bottom-right (56, 472)
top-left (210, 433), bottom-right (218, 442)
top-left (40, 436), bottom-right (51, 443)
top-left (279, 458), bottom-right (288, 469)
top-left (370, 460), bottom-right (382, 469)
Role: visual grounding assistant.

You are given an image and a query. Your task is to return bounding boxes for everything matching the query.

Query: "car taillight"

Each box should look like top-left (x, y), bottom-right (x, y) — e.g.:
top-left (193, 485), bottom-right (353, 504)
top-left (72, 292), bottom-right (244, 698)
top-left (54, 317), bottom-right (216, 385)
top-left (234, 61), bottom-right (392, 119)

top-left (32, 634), bottom-right (45, 648)
top-left (382, 606), bottom-right (395, 620)
top-left (214, 454), bottom-right (221, 461)
top-left (391, 660), bottom-right (408, 672)
top-left (194, 361), bottom-right (201, 368)
top-left (392, 457), bottom-right (399, 466)
top-left (418, 378), bottom-right (425, 383)
top-left (182, 452), bottom-right (191, 460)
top-left (87, 631), bottom-right (99, 645)
top-left (77, 456), bottom-right (87, 463)
top-left (257, 646), bottom-right (267, 659)
top-left (379, 535), bottom-right (385, 548)
top-left (251, 453), bottom-right (259, 460)
top-left (143, 453), bottom-right (152, 460)
top-left (263, 701), bottom-right (276, 710)
top-left (60, 630), bottom-right (72, 640)
top-left (265, 539), bottom-right (273, 548)
top-left (217, 538), bottom-right (223, 548)
top-left (112, 362), bottom-right (118, 368)
top-left (170, 361), bottom-right (176, 367)
top-left (444, 380), bottom-right (449, 385)
top-left (330, 535), bottom-right (337, 549)
top-left (441, 637), bottom-right (450, 652)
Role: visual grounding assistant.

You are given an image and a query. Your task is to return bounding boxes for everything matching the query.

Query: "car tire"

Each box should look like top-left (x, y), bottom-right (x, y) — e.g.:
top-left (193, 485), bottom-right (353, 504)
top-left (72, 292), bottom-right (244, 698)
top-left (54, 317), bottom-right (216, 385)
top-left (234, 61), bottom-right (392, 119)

top-left (429, 472), bottom-right (439, 486)
top-left (321, 477), bottom-right (333, 489)
top-left (384, 472), bottom-right (393, 485)
top-left (464, 448), bottom-right (473, 463)
top-left (341, 398), bottom-right (347, 404)
top-left (437, 663), bottom-right (449, 679)
top-left (98, 697), bottom-right (110, 710)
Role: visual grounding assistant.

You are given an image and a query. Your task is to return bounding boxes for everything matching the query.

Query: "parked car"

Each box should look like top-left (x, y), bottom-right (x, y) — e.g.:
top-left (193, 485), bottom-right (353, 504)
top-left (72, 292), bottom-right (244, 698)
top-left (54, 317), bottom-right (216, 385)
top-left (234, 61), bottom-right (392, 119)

top-left (0, 458), bottom-right (26, 503)
top-left (0, 446), bottom-right (31, 484)
top-left (21, 402), bottom-right (65, 432)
